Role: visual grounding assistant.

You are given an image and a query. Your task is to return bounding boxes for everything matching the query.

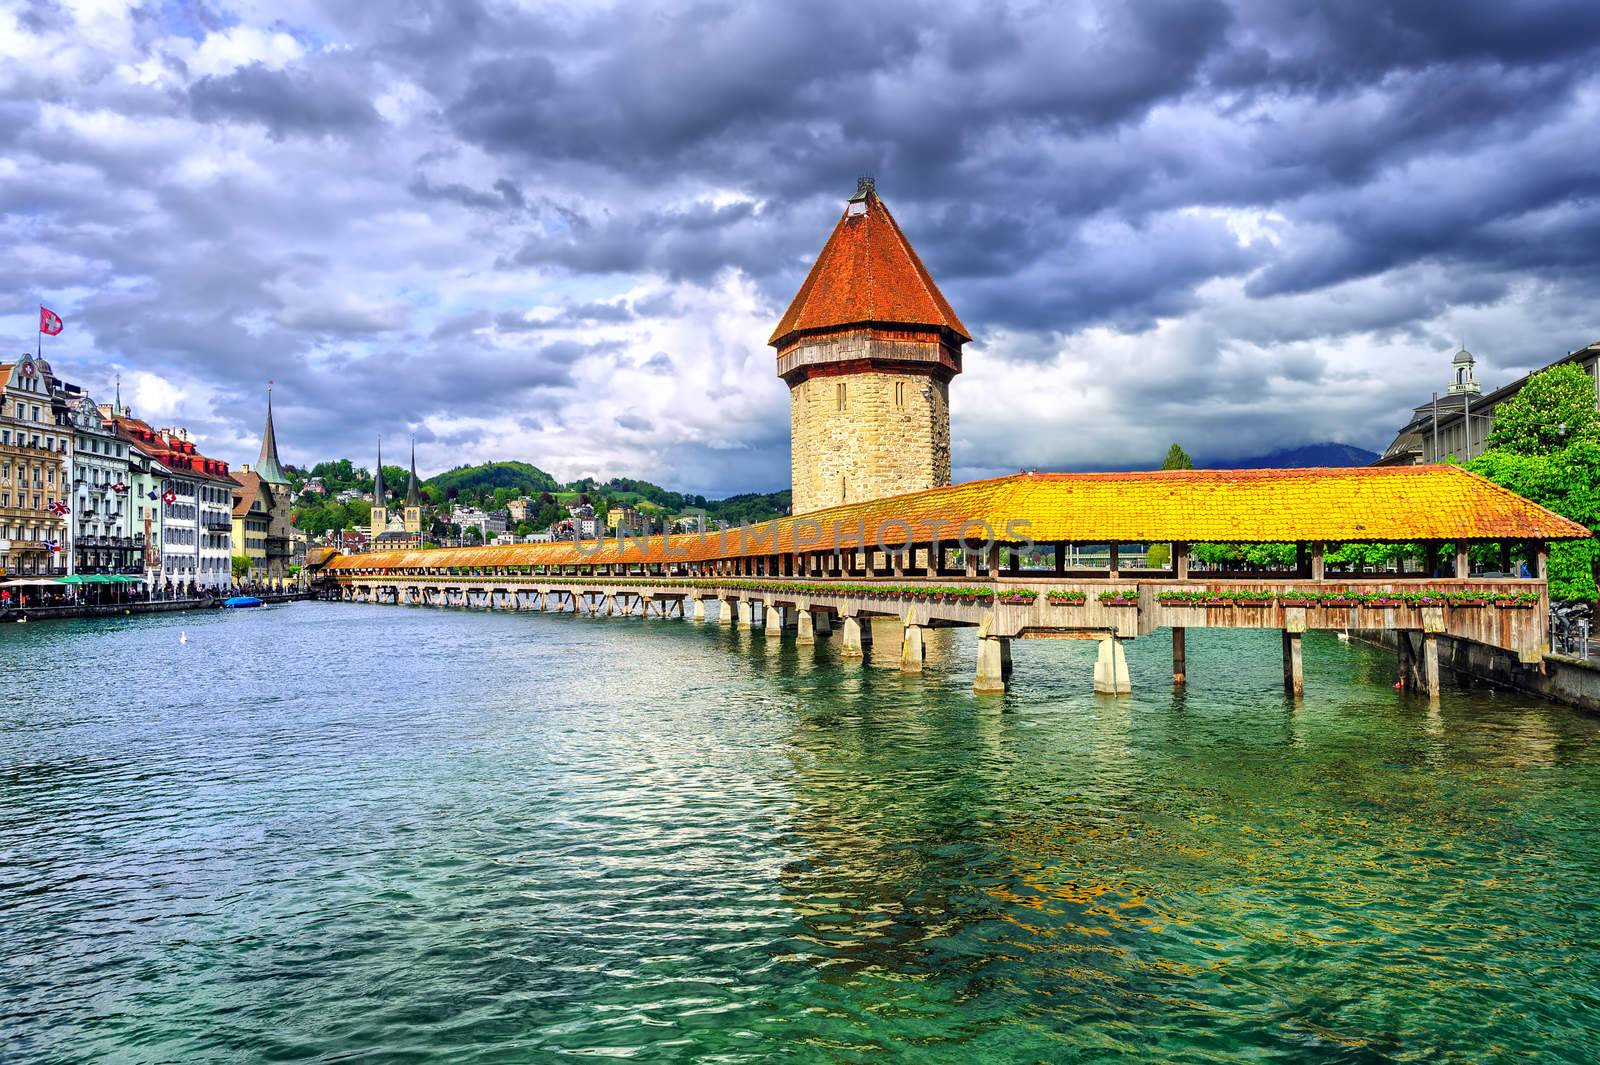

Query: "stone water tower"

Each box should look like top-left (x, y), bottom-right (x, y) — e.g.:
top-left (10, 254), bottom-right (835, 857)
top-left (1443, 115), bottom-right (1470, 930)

top-left (771, 179), bottom-right (971, 514)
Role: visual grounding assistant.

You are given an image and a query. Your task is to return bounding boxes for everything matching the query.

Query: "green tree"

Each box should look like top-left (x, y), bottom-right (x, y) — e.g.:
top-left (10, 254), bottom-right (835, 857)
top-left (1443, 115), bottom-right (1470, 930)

top-left (379, 465), bottom-right (410, 501)
top-left (1161, 443), bottom-right (1194, 470)
top-left (1145, 543), bottom-right (1170, 568)
top-left (1470, 440), bottom-right (1600, 601)
top-left (231, 555), bottom-right (251, 579)
top-left (1485, 363), bottom-right (1599, 456)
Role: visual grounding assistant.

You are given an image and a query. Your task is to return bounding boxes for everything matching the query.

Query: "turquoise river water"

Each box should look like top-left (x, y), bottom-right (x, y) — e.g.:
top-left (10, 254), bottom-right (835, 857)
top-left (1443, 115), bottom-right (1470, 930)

top-left (2, 601), bottom-right (1599, 1063)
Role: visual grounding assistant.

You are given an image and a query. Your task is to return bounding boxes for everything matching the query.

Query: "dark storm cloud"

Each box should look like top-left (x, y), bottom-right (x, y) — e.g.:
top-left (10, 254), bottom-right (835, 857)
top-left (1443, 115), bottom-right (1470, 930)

top-left (8, 0), bottom-right (1600, 490)
top-left (409, 174), bottom-right (526, 212)
top-left (188, 62), bottom-right (382, 140)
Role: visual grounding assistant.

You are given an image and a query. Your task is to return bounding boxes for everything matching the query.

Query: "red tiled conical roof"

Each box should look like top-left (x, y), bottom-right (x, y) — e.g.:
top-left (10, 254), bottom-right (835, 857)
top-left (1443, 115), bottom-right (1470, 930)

top-left (770, 184), bottom-right (970, 348)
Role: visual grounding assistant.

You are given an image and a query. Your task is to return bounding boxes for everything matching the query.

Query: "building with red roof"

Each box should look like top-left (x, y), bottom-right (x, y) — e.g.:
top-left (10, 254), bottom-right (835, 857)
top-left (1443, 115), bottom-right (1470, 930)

top-left (773, 178), bottom-right (971, 514)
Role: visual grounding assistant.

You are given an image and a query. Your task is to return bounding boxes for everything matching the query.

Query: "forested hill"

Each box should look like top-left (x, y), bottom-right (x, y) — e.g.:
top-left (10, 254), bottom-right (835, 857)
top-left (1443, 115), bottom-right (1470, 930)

top-left (427, 461), bottom-right (559, 498)
top-left (287, 458), bottom-right (792, 532)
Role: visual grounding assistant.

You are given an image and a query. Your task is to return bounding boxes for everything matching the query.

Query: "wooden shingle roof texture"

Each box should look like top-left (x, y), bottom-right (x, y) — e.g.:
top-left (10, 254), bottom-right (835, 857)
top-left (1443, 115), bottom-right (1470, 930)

top-left (328, 465), bottom-right (1589, 572)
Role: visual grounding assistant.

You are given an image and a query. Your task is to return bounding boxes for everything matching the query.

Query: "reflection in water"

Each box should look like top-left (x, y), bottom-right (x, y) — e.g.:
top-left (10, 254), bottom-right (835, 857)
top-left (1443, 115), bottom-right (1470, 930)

top-left (2, 606), bottom-right (1598, 1064)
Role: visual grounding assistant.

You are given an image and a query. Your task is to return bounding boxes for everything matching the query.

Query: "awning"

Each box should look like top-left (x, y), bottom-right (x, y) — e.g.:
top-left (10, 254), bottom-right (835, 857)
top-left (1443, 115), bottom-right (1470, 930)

top-left (1, 578), bottom-right (66, 587)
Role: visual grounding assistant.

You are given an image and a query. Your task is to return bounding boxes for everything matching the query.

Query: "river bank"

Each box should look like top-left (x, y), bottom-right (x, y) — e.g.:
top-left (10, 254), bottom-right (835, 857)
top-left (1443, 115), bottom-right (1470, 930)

top-left (0, 591), bottom-right (311, 623)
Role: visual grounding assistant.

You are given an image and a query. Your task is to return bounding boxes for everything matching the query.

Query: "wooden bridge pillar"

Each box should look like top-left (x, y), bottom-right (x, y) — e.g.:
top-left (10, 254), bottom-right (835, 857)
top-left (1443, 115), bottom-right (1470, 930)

top-left (1421, 632), bottom-right (1441, 699)
top-left (1094, 635), bottom-right (1130, 694)
top-left (900, 610), bottom-right (924, 672)
top-left (1397, 631), bottom-right (1416, 690)
top-left (796, 609), bottom-right (815, 645)
top-left (841, 615), bottom-right (871, 658)
top-left (1172, 627), bottom-right (1187, 685)
top-left (973, 612), bottom-right (1008, 693)
top-left (1282, 630), bottom-right (1304, 696)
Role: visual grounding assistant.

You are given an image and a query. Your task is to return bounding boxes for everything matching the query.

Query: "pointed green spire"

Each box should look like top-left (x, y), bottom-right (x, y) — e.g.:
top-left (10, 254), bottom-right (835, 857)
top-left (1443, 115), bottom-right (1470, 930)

top-left (405, 436), bottom-right (421, 508)
top-left (255, 382), bottom-right (290, 484)
top-left (373, 436), bottom-right (385, 500)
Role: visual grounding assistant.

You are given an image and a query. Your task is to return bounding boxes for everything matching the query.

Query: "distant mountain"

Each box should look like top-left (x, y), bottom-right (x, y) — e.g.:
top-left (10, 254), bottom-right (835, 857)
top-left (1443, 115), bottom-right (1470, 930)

top-left (1206, 443), bottom-right (1379, 469)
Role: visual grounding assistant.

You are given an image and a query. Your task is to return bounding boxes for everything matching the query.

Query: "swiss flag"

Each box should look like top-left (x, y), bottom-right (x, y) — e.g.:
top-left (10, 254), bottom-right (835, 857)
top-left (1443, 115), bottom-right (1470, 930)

top-left (39, 306), bottom-right (63, 336)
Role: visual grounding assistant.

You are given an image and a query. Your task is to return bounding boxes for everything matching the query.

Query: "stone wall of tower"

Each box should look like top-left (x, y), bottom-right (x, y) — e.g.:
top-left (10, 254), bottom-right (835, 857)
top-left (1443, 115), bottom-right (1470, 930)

top-left (789, 369), bottom-right (950, 514)
top-left (371, 504), bottom-right (387, 540)
top-left (404, 505), bottom-right (421, 534)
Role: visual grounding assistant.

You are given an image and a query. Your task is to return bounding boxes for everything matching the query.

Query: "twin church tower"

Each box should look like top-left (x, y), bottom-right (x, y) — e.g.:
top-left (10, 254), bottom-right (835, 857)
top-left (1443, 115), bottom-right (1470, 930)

top-left (773, 177), bottom-right (971, 514)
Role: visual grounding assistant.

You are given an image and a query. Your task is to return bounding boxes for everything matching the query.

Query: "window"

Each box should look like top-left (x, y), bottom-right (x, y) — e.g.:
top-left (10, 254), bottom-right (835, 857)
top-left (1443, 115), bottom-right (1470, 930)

top-left (894, 380), bottom-right (906, 409)
top-left (835, 382), bottom-right (846, 411)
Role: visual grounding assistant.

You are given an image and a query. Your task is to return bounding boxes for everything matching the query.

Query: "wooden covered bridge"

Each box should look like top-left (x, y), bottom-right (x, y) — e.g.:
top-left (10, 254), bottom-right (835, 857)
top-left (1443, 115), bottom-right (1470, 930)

top-left (307, 465), bottom-right (1588, 696)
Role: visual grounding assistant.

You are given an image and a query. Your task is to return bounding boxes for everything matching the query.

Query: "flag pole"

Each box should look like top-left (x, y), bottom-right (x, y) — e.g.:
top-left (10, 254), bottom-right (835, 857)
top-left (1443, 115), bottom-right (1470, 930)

top-left (37, 305), bottom-right (42, 359)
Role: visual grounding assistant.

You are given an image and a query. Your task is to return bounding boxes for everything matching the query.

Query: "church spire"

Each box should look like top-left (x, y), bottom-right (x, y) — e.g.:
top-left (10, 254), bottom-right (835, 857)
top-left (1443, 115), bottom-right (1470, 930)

top-left (255, 381), bottom-right (289, 483)
top-left (373, 435), bottom-right (385, 500)
top-left (405, 436), bottom-right (420, 508)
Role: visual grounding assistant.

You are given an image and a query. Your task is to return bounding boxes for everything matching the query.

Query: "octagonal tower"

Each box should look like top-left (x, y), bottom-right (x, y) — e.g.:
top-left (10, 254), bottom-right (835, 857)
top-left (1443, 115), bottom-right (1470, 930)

top-left (772, 178), bottom-right (971, 514)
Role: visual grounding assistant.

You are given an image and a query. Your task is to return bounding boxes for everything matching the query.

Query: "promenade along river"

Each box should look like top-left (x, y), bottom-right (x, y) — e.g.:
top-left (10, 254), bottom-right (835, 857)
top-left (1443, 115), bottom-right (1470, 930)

top-left (3, 601), bottom-right (1598, 1064)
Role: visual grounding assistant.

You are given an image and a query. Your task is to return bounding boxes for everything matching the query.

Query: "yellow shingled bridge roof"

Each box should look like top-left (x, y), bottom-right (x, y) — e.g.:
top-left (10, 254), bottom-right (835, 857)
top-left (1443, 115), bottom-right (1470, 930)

top-left (326, 465), bottom-right (1589, 572)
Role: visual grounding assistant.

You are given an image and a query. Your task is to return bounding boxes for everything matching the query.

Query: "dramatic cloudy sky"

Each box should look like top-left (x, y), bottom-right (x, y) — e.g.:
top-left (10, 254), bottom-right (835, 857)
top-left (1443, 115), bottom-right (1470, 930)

top-left (5, 0), bottom-right (1600, 494)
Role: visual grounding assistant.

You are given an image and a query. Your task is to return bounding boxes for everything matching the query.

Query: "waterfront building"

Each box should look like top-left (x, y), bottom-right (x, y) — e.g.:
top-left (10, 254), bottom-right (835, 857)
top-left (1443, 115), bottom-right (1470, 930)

top-left (231, 386), bottom-right (294, 581)
top-left (1378, 340), bottom-right (1600, 465)
top-left (65, 390), bottom-right (137, 575)
top-left (108, 414), bottom-right (234, 591)
top-left (229, 473), bottom-right (283, 581)
top-left (103, 402), bottom-right (166, 584)
top-left (771, 178), bottom-right (971, 513)
top-left (0, 354), bottom-right (71, 576)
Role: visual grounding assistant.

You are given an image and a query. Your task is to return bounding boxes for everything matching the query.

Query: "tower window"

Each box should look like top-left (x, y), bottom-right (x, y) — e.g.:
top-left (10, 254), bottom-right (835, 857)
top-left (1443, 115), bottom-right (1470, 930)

top-left (836, 382), bottom-right (846, 411)
top-left (894, 380), bottom-right (905, 409)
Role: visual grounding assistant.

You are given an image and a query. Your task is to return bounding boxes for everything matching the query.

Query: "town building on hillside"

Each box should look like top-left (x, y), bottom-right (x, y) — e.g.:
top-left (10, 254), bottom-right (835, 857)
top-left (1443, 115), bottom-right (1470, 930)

top-left (449, 503), bottom-right (506, 538)
top-left (507, 497), bottom-right (530, 522)
top-left (772, 177), bottom-right (971, 513)
top-left (0, 354), bottom-right (71, 576)
top-left (607, 505), bottom-right (642, 535)
top-left (1377, 341), bottom-right (1600, 466)
top-left (231, 384), bottom-right (294, 581)
top-left (65, 388), bottom-right (137, 575)
top-left (329, 527), bottom-right (369, 553)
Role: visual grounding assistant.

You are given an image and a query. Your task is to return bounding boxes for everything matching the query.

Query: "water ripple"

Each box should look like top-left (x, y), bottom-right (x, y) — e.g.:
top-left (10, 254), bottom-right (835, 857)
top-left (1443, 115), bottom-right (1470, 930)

top-left (3, 603), bottom-right (1598, 1063)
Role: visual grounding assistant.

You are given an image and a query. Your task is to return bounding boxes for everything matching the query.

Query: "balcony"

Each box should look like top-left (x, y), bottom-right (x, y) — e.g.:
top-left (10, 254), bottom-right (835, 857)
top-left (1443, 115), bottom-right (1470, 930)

top-left (203, 517), bottom-right (233, 532)
top-left (76, 535), bottom-right (138, 549)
